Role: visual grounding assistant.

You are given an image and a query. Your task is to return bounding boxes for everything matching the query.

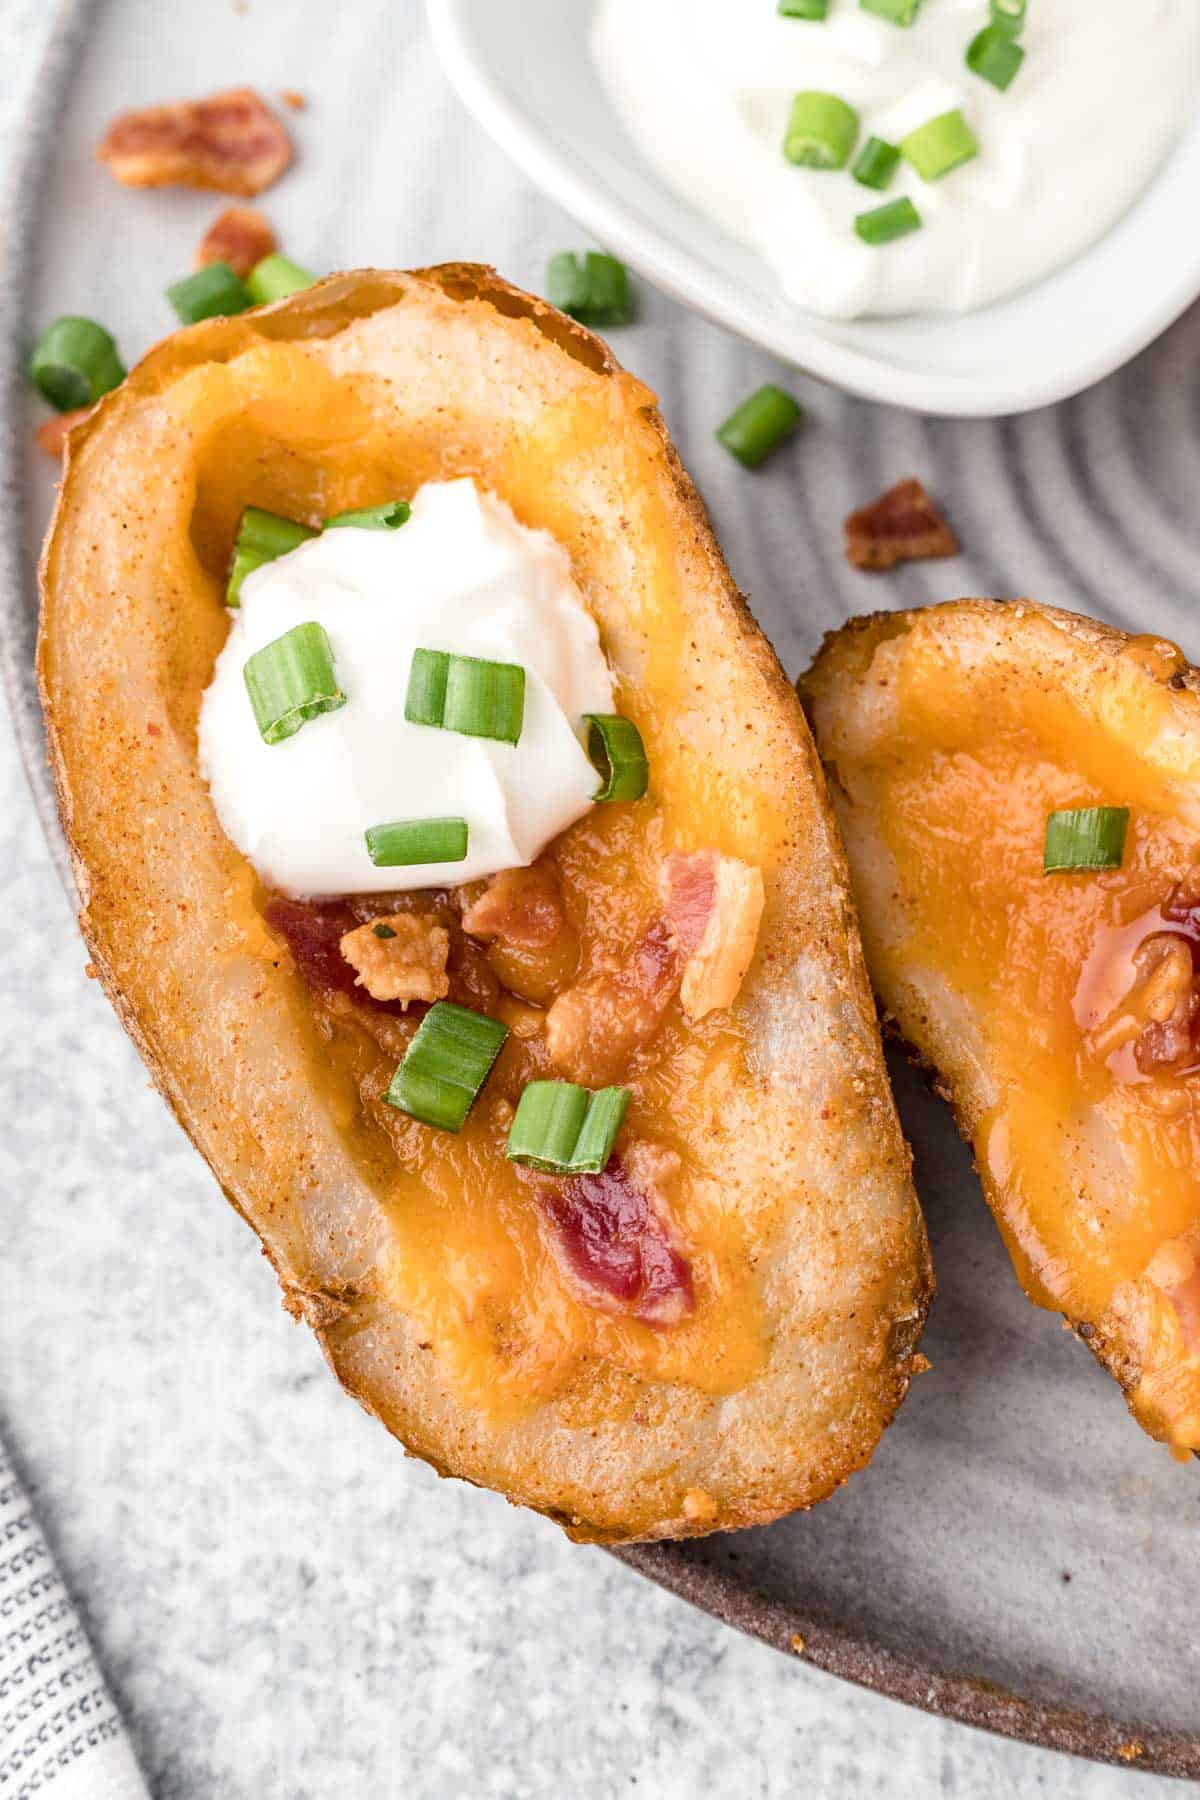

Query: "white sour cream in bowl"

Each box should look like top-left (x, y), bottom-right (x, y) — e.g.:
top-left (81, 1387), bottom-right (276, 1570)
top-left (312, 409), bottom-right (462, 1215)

top-left (199, 478), bottom-right (615, 897)
top-left (591, 0), bottom-right (1200, 320)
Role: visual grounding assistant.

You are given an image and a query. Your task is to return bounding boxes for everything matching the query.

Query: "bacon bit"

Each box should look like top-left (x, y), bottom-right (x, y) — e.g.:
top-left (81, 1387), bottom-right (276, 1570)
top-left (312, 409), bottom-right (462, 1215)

top-left (265, 897), bottom-right (407, 1015)
top-left (97, 88), bottom-right (292, 196)
top-left (539, 1150), bottom-right (694, 1326)
top-left (844, 478), bottom-right (958, 573)
top-left (545, 921), bottom-right (678, 1085)
top-left (338, 913), bottom-right (450, 1008)
top-left (36, 406), bottom-right (93, 459)
top-left (463, 861), bottom-right (579, 1004)
top-left (195, 205), bottom-right (277, 277)
top-left (662, 851), bottom-right (764, 1021)
top-left (280, 89), bottom-right (307, 112)
top-left (1129, 935), bottom-right (1200, 1074)
top-left (463, 863), bottom-right (567, 949)
top-left (1163, 863), bottom-right (1200, 932)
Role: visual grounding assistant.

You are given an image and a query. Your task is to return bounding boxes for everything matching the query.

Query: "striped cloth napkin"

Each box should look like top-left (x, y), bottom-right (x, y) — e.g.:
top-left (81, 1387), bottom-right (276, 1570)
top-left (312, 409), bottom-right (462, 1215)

top-left (0, 1439), bottom-right (148, 1799)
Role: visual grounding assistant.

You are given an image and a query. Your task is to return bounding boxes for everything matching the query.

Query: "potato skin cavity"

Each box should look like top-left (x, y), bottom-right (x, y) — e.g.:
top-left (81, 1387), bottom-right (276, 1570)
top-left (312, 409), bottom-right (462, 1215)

top-left (802, 598), bottom-right (1200, 1455)
top-left (38, 267), bottom-right (930, 1541)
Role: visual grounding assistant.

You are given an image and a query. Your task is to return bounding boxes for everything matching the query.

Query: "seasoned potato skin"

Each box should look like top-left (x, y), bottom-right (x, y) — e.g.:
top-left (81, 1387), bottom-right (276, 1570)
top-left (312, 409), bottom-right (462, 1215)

top-left (38, 267), bottom-right (931, 1540)
top-left (801, 598), bottom-right (1200, 1457)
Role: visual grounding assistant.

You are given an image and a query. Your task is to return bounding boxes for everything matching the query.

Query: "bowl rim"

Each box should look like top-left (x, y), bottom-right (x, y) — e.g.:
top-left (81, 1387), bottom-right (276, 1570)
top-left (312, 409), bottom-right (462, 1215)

top-left (429, 0), bottom-right (1200, 418)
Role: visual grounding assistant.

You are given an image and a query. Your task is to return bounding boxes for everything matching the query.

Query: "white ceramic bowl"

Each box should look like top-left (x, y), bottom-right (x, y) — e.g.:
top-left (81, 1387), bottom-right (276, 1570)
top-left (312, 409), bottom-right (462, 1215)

top-left (429, 0), bottom-right (1200, 417)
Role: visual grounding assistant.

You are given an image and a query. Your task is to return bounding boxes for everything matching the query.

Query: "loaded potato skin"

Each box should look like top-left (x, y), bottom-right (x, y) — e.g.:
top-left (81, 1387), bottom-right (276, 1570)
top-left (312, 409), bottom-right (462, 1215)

top-left (38, 267), bottom-right (931, 1541)
top-left (801, 599), bottom-right (1200, 1457)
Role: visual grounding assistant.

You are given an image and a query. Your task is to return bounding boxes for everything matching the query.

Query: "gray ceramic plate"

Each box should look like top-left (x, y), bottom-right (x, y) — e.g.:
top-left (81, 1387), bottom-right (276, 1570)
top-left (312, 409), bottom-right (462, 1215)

top-left (3, 0), bottom-right (1199, 1778)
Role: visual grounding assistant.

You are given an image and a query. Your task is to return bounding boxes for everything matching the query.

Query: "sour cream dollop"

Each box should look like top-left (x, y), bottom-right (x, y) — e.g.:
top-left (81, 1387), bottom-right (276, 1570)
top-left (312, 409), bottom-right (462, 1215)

top-left (592, 0), bottom-right (1200, 320)
top-left (198, 479), bottom-right (615, 897)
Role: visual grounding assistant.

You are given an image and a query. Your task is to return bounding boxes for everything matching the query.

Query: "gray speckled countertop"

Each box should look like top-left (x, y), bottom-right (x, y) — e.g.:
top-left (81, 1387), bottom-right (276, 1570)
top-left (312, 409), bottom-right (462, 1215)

top-left (0, 0), bottom-right (1195, 1793)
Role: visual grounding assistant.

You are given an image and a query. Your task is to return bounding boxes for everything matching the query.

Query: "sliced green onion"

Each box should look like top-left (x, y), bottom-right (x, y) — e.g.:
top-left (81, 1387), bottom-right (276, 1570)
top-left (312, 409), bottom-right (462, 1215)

top-left (167, 261), bottom-right (252, 324)
top-left (506, 1081), bottom-right (631, 1174)
top-left (900, 109), bottom-right (980, 182)
top-left (29, 317), bottom-right (125, 411)
top-left (716, 384), bottom-right (804, 469)
top-left (373, 922), bottom-right (397, 939)
top-left (855, 196), bottom-right (923, 246)
top-left (245, 254), bottom-right (317, 305)
top-left (243, 621), bottom-right (346, 745)
top-left (325, 500), bottom-right (411, 531)
top-left (226, 507), bottom-right (317, 607)
top-left (364, 818), bottom-right (469, 868)
top-left (404, 649), bottom-right (526, 745)
top-left (385, 1001), bottom-right (508, 1132)
top-left (990, 0), bottom-right (1026, 32)
top-left (783, 91), bottom-right (860, 170)
top-left (583, 714), bottom-right (649, 803)
top-left (966, 25), bottom-right (1025, 89)
top-left (860, 0), bottom-right (922, 22)
top-left (852, 136), bottom-right (901, 191)
top-left (778, 0), bottom-right (828, 15)
top-left (546, 252), bottom-right (635, 327)
top-left (1043, 808), bottom-right (1129, 874)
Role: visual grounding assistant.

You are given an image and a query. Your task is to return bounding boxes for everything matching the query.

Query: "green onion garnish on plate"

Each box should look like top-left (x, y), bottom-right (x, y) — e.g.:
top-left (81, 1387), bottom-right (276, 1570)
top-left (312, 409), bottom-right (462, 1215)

top-left (325, 500), bottom-right (411, 531)
top-left (405, 649), bottom-right (526, 745)
top-left (243, 621), bottom-right (346, 744)
top-left (246, 255), bottom-right (317, 305)
top-left (29, 317), bottom-right (125, 411)
top-left (778, 0), bottom-right (829, 16)
top-left (547, 252), bottom-right (635, 327)
top-left (967, 25), bottom-right (1025, 90)
top-left (852, 136), bottom-right (902, 191)
top-left (716, 384), bottom-right (803, 469)
top-left (860, 0), bottom-right (922, 22)
top-left (365, 817), bottom-right (470, 868)
top-left (506, 1081), bottom-right (631, 1174)
top-left (990, 0), bottom-right (1027, 33)
top-left (900, 109), bottom-right (980, 181)
top-left (855, 196), bottom-right (923, 246)
top-left (583, 714), bottom-right (649, 803)
top-left (783, 92), bottom-right (860, 170)
top-left (167, 261), bottom-right (252, 324)
top-left (227, 507), bottom-right (317, 607)
top-left (1043, 807), bottom-right (1129, 874)
top-left (385, 1001), bottom-right (508, 1132)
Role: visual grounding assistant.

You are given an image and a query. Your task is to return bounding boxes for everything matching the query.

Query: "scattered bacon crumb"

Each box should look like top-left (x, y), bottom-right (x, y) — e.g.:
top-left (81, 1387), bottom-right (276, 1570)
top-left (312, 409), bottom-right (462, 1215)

top-left (539, 1148), bottom-right (694, 1325)
top-left (662, 850), bottom-right (765, 1021)
top-left (97, 88), bottom-right (292, 197)
top-left (339, 913), bottom-right (450, 1008)
top-left (844, 478), bottom-right (958, 573)
top-left (195, 205), bottom-right (277, 277)
top-left (280, 89), bottom-right (306, 112)
top-left (36, 406), bottom-right (93, 459)
top-left (462, 863), bottom-right (568, 950)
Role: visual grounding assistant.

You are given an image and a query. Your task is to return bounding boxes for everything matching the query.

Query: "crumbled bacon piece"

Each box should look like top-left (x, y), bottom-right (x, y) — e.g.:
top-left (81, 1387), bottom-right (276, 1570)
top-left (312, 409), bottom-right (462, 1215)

top-left (1163, 864), bottom-right (1200, 935)
top-left (544, 921), bottom-right (678, 1084)
top-left (1130, 934), bottom-right (1200, 1074)
top-left (462, 863), bottom-right (567, 949)
top-left (265, 898), bottom-right (405, 1015)
top-left (844, 478), bottom-right (958, 573)
top-left (662, 850), bottom-right (764, 1021)
top-left (195, 205), bottom-right (277, 277)
top-left (462, 861), bottom-right (578, 1004)
top-left (97, 88), bottom-right (292, 196)
top-left (339, 914), bottom-right (450, 1008)
top-left (539, 1150), bottom-right (694, 1326)
top-left (36, 406), bottom-right (93, 459)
